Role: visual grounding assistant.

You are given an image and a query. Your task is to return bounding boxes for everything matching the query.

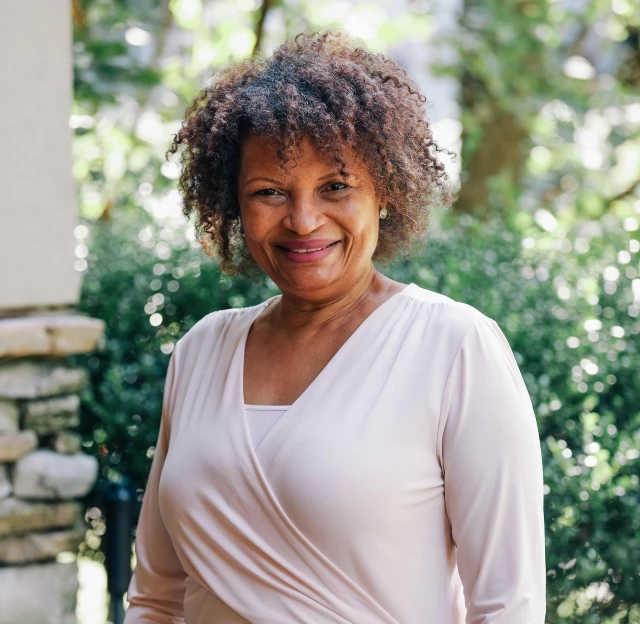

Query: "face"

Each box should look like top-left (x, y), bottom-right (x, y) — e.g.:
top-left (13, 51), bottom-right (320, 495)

top-left (237, 134), bottom-right (385, 299)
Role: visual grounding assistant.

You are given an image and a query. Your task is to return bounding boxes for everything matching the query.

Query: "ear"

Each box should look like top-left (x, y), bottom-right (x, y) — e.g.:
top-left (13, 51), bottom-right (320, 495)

top-left (377, 190), bottom-right (388, 210)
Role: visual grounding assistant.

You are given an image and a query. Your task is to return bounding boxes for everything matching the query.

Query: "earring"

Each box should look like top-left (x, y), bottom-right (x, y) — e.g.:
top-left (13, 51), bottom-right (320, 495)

top-left (379, 207), bottom-right (388, 220)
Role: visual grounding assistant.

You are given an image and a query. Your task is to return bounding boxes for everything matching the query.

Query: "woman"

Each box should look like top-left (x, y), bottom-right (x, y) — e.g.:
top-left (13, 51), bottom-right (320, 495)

top-left (124, 32), bottom-right (546, 623)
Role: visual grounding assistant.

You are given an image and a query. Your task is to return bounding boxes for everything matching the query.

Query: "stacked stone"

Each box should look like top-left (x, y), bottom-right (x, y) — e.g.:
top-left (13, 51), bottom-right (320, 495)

top-left (0, 314), bottom-right (104, 624)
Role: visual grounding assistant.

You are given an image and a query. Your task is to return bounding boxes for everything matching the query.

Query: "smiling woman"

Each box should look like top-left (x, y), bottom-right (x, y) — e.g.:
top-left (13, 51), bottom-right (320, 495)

top-left (168, 31), bottom-right (451, 275)
top-left (124, 31), bottom-right (547, 624)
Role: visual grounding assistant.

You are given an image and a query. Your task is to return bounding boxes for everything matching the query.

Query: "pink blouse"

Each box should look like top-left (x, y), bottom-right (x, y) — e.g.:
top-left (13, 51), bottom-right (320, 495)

top-left (124, 283), bottom-right (546, 623)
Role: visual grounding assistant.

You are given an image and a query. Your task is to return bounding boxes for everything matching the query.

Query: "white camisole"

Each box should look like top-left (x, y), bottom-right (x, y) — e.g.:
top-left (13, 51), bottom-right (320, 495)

top-left (244, 404), bottom-right (291, 447)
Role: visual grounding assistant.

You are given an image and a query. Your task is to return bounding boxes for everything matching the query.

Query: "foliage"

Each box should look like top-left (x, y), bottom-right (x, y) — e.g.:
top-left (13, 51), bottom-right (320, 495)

top-left (450, 0), bottom-right (640, 219)
top-left (71, 0), bottom-right (640, 621)
top-left (73, 210), bottom-right (276, 509)
top-left (395, 210), bottom-right (640, 622)
top-left (75, 204), bottom-right (640, 622)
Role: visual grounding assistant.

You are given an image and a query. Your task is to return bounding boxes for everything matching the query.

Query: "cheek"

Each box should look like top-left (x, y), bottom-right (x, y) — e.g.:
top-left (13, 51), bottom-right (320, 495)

top-left (241, 205), bottom-right (274, 239)
top-left (340, 200), bottom-right (380, 242)
top-left (239, 206), bottom-right (284, 268)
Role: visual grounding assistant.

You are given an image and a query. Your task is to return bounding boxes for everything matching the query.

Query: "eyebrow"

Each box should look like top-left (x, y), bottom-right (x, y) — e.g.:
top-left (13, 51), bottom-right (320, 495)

top-left (242, 171), bottom-right (353, 190)
top-left (242, 176), bottom-right (281, 190)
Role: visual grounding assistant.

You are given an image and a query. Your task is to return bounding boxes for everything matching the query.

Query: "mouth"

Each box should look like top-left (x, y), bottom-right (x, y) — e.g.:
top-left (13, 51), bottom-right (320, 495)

top-left (274, 239), bottom-right (342, 264)
top-left (275, 240), bottom-right (341, 254)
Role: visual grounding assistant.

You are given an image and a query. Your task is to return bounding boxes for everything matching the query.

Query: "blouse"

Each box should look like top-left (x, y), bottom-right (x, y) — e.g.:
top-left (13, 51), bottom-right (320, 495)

top-left (124, 283), bottom-right (547, 624)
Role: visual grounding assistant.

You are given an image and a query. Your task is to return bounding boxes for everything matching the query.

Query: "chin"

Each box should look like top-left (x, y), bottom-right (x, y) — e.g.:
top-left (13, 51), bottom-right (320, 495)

top-left (275, 267), bottom-right (342, 295)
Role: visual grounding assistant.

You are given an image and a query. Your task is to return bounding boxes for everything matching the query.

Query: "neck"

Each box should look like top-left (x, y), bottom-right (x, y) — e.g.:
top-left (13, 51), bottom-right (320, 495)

top-left (273, 267), bottom-right (391, 334)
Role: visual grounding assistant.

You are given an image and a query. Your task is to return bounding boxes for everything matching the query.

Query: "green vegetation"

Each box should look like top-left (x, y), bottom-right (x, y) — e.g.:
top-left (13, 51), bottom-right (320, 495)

top-left (71, 0), bottom-right (640, 620)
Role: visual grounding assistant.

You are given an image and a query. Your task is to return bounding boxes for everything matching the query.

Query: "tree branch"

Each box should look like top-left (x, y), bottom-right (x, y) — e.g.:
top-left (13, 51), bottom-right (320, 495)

top-left (253, 0), bottom-right (273, 57)
top-left (607, 176), bottom-right (640, 205)
top-left (71, 0), bottom-right (87, 30)
top-left (150, 0), bottom-right (174, 75)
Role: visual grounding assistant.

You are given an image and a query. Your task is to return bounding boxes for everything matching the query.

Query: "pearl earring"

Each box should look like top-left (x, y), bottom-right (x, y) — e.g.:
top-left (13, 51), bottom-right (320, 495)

top-left (379, 207), bottom-right (388, 220)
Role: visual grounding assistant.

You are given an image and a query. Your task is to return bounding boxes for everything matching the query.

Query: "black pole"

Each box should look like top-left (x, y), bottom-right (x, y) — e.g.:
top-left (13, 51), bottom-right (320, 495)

top-left (101, 477), bottom-right (136, 624)
top-left (111, 598), bottom-right (125, 624)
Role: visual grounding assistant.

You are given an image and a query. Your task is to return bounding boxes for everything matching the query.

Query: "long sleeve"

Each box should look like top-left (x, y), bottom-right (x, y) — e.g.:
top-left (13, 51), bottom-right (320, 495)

top-left (438, 316), bottom-right (546, 624)
top-left (124, 345), bottom-right (187, 623)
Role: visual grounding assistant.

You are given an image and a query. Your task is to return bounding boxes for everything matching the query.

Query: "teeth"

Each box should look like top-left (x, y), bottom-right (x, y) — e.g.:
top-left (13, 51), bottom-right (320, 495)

top-left (289, 247), bottom-right (325, 253)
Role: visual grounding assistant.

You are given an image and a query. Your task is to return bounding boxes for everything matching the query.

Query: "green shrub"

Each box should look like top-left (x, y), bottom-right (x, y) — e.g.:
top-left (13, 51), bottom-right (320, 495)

top-left (75, 207), bottom-right (639, 622)
top-left (396, 211), bottom-right (640, 622)
top-left (74, 210), bottom-right (276, 492)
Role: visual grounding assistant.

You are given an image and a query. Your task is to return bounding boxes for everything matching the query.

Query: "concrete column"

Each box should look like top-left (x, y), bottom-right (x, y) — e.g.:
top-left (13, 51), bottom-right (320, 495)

top-left (0, 0), bottom-right (80, 311)
top-left (0, 1), bottom-right (103, 622)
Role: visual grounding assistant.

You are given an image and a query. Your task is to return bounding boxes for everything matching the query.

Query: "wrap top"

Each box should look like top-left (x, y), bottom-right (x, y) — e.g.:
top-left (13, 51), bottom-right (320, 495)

top-left (124, 283), bottom-right (546, 623)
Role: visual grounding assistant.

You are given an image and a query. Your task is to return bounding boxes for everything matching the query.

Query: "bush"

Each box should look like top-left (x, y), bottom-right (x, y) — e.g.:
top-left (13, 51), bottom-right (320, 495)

top-left (76, 207), bottom-right (639, 622)
top-left (73, 209), bottom-right (277, 556)
top-left (396, 210), bottom-right (640, 622)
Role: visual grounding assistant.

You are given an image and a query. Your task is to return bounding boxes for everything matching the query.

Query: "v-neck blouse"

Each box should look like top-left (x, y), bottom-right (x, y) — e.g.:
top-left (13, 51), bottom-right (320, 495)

top-left (124, 283), bottom-right (546, 624)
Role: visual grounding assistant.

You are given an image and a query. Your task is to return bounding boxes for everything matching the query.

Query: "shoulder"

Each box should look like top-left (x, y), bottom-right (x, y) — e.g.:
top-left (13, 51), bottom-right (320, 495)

top-left (401, 286), bottom-right (521, 396)
top-left (173, 297), bottom-right (276, 362)
top-left (400, 283), bottom-right (499, 346)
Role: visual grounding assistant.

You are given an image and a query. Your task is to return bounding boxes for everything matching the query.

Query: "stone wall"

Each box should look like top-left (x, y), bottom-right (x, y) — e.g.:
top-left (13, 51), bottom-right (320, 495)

top-left (0, 313), bottom-right (104, 624)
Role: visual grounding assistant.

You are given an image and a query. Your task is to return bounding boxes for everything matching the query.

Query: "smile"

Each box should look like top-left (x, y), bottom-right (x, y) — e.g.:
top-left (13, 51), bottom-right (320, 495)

top-left (276, 241), bottom-right (341, 253)
top-left (274, 240), bottom-right (342, 263)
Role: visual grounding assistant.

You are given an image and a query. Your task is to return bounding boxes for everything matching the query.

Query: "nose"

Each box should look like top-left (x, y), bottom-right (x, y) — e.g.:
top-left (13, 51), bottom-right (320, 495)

top-left (281, 194), bottom-right (324, 235)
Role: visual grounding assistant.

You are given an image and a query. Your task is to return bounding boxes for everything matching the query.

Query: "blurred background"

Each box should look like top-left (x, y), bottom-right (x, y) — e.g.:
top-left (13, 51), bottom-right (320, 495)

top-left (0, 0), bottom-right (639, 622)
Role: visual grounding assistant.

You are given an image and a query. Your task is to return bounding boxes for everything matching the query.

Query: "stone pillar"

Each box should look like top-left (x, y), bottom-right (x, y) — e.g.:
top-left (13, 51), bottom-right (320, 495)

top-left (0, 0), bottom-right (105, 622)
top-left (0, 321), bottom-right (104, 622)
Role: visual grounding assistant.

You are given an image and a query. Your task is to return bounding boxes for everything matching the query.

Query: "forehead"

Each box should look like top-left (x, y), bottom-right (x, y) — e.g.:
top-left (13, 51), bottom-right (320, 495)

top-left (238, 134), bottom-right (368, 179)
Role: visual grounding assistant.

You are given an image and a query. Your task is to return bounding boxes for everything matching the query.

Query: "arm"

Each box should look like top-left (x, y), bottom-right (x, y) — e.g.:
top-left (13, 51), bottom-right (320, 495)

top-left (438, 316), bottom-right (546, 624)
top-left (124, 345), bottom-right (187, 623)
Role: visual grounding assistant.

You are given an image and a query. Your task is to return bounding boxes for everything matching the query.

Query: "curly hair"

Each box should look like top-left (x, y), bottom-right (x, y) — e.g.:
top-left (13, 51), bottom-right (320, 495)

top-left (169, 31), bottom-right (453, 274)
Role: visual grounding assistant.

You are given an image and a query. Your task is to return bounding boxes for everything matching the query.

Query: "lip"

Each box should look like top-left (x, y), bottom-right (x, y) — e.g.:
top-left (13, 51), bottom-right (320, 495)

top-left (275, 239), bottom-right (341, 264)
top-left (274, 239), bottom-right (338, 250)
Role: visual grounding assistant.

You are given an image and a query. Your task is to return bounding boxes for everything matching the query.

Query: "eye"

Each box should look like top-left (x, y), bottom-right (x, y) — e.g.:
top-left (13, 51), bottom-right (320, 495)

top-left (254, 188), bottom-right (280, 197)
top-left (326, 182), bottom-right (349, 192)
